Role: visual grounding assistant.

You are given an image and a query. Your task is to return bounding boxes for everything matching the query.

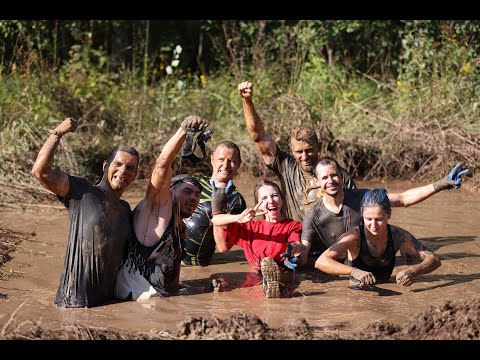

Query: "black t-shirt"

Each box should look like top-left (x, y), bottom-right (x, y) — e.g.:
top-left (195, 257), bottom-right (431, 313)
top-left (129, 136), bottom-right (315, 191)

top-left (302, 188), bottom-right (369, 255)
top-left (55, 175), bottom-right (132, 307)
top-left (268, 145), bottom-right (356, 222)
top-left (183, 175), bottom-right (246, 266)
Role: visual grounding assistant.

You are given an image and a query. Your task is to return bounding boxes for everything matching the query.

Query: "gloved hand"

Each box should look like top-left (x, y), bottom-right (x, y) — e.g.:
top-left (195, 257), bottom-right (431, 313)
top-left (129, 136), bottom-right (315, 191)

top-left (396, 268), bottom-right (417, 287)
top-left (280, 243), bottom-right (297, 270)
top-left (433, 163), bottom-right (470, 191)
top-left (350, 267), bottom-right (376, 287)
top-left (210, 179), bottom-right (233, 215)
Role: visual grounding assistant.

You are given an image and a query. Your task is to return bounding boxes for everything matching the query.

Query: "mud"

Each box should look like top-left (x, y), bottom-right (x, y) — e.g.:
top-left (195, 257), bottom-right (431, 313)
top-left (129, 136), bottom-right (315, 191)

top-left (1, 174), bottom-right (480, 340)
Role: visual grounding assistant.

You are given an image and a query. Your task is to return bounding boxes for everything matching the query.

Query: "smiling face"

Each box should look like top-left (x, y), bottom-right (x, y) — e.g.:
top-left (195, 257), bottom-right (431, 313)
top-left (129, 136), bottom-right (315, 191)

top-left (315, 163), bottom-right (342, 197)
top-left (104, 150), bottom-right (138, 193)
top-left (362, 206), bottom-right (389, 236)
top-left (173, 182), bottom-right (201, 219)
top-left (291, 138), bottom-right (318, 174)
top-left (210, 145), bottom-right (241, 186)
top-left (257, 184), bottom-right (283, 221)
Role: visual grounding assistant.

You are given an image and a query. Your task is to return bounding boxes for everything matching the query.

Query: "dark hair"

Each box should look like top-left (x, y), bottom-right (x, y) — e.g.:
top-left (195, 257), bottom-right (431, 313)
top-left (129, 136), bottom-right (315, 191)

top-left (291, 127), bottom-right (318, 146)
top-left (314, 156), bottom-right (342, 178)
top-left (361, 187), bottom-right (391, 216)
top-left (212, 141), bottom-right (242, 163)
top-left (253, 179), bottom-right (285, 214)
top-left (171, 174), bottom-right (202, 192)
top-left (106, 145), bottom-right (140, 165)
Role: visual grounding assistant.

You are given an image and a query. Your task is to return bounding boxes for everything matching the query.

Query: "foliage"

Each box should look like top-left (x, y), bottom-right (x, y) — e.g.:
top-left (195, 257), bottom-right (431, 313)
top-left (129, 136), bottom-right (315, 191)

top-left (1, 20), bottom-right (479, 202)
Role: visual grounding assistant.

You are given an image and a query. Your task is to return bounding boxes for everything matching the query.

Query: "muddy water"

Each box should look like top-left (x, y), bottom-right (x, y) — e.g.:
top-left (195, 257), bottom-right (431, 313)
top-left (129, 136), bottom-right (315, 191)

top-left (1, 174), bottom-right (479, 337)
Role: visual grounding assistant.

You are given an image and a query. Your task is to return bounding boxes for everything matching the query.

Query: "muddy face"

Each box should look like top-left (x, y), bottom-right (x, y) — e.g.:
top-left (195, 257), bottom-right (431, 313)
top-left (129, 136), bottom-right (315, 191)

top-left (290, 139), bottom-right (318, 174)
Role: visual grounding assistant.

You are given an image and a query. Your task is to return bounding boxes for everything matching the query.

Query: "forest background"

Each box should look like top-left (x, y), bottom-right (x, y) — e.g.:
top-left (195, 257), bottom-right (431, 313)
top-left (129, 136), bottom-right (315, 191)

top-left (1, 20), bottom-right (479, 205)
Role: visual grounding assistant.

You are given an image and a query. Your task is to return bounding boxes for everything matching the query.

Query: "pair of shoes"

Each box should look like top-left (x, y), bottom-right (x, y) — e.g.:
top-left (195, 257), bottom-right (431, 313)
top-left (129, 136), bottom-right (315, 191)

top-left (261, 257), bottom-right (281, 299)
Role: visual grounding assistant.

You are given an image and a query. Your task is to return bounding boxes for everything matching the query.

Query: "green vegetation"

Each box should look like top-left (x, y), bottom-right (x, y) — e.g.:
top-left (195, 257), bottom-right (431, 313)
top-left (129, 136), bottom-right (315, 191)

top-left (1, 20), bottom-right (479, 204)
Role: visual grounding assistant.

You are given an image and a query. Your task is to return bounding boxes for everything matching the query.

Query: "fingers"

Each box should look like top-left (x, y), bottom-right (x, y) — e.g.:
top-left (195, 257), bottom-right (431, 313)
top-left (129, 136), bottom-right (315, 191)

top-left (449, 163), bottom-right (462, 179)
top-left (363, 273), bottom-right (376, 286)
top-left (255, 209), bottom-right (268, 217)
top-left (238, 81), bottom-right (253, 97)
top-left (182, 115), bottom-right (206, 131)
top-left (253, 199), bottom-right (264, 211)
top-left (457, 169), bottom-right (470, 178)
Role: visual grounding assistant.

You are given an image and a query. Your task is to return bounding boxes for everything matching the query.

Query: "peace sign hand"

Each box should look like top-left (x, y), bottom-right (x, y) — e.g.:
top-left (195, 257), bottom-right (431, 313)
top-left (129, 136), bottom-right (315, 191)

top-left (237, 200), bottom-right (267, 223)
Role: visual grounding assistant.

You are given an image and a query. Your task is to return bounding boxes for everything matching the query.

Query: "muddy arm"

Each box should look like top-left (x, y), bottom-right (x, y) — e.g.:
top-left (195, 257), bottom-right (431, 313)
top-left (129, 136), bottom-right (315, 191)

top-left (31, 117), bottom-right (78, 198)
top-left (238, 81), bottom-right (277, 166)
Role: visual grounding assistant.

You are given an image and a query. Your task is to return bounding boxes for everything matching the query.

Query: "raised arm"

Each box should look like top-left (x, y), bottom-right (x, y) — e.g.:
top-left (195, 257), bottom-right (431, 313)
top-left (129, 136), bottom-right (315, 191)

top-left (145, 115), bottom-right (206, 203)
top-left (388, 163), bottom-right (470, 207)
top-left (238, 81), bottom-right (277, 166)
top-left (31, 117), bottom-right (78, 197)
top-left (395, 230), bottom-right (441, 287)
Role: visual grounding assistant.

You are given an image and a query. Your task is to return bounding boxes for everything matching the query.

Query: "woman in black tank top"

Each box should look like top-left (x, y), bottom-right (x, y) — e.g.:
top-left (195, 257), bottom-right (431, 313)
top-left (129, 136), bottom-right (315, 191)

top-left (314, 188), bottom-right (441, 289)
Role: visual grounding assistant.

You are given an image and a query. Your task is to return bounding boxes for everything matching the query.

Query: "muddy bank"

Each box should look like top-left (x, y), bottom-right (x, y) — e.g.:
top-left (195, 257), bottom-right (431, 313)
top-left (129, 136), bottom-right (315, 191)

top-left (2, 294), bottom-right (479, 340)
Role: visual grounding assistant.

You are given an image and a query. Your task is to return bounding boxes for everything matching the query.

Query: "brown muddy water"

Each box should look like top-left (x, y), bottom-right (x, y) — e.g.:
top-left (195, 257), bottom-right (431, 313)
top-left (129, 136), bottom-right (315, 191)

top-left (1, 174), bottom-right (479, 338)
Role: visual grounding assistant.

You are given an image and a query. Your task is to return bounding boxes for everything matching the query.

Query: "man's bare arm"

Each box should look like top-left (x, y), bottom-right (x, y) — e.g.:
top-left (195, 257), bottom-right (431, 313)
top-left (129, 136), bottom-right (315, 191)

top-left (238, 81), bottom-right (276, 166)
top-left (146, 115), bottom-right (206, 203)
top-left (31, 117), bottom-right (78, 197)
top-left (388, 163), bottom-right (470, 207)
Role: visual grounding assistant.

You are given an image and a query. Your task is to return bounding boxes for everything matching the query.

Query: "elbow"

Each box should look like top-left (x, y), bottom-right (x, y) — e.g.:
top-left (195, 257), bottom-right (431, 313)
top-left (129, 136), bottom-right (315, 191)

top-left (217, 245), bottom-right (230, 253)
top-left (314, 257), bottom-right (325, 272)
top-left (31, 164), bottom-right (42, 180)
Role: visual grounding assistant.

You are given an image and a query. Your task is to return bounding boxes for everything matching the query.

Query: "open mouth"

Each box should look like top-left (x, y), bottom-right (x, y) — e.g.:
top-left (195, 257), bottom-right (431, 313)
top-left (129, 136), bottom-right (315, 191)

top-left (113, 175), bottom-right (127, 183)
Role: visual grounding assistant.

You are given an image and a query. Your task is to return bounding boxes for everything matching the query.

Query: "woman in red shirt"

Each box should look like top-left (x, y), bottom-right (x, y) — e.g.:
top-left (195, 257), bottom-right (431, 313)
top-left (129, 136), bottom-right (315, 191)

top-left (211, 179), bottom-right (303, 298)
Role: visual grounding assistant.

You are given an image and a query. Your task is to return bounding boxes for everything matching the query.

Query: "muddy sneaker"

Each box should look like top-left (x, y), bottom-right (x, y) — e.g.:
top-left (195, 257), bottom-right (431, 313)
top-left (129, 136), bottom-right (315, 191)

top-left (261, 257), bottom-right (281, 299)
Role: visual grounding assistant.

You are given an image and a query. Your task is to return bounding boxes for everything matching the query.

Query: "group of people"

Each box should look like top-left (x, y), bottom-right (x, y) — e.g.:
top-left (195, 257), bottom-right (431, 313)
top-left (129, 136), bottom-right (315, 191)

top-left (31, 81), bottom-right (470, 307)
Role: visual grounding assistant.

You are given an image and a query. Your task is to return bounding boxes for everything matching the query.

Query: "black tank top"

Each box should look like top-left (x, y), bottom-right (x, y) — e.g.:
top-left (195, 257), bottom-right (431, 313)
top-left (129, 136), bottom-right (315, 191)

top-left (347, 225), bottom-right (396, 283)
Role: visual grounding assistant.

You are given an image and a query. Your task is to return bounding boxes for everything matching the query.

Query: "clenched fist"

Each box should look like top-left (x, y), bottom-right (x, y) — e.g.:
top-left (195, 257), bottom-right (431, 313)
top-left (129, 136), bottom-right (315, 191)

top-left (50, 117), bottom-right (78, 136)
top-left (181, 115), bottom-right (207, 132)
top-left (238, 81), bottom-right (253, 99)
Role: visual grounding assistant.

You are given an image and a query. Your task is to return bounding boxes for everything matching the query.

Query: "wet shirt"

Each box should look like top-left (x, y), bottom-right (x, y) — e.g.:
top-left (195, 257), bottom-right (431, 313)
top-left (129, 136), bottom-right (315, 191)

top-left (115, 209), bottom-right (183, 300)
top-left (268, 145), bottom-right (356, 222)
top-left (183, 175), bottom-right (246, 266)
top-left (302, 189), bottom-right (369, 256)
top-left (225, 218), bottom-right (302, 271)
top-left (347, 225), bottom-right (396, 283)
top-left (55, 175), bottom-right (132, 308)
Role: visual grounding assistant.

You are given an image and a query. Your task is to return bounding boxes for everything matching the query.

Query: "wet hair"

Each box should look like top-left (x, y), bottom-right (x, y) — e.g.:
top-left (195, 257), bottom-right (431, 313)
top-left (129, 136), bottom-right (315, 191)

top-left (212, 140), bottom-right (242, 163)
top-left (291, 127), bottom-right (318, 146)
top-left (171, 174), bottom-right (202, 192)
top-left (253, 179), bottom-right (285, 214)
top-left (360, 187), bottom-right (392, 217)
top-left (314, 156), bottom-right (342, 179)
top-left (103, 145), bottom-right (139, 175)
top-left (106, 146), bottom-right (139, 166)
